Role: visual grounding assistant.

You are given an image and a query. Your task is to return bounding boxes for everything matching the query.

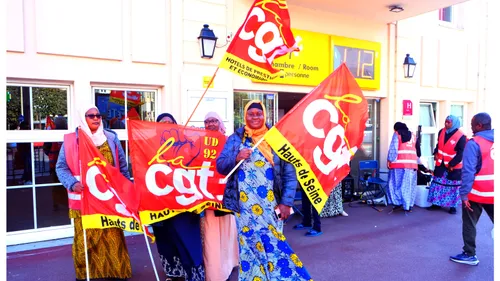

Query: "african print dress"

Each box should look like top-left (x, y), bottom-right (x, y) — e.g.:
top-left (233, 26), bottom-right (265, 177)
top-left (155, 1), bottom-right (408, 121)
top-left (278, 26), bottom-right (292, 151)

top-left (236, 140), bottom-right (312, 281)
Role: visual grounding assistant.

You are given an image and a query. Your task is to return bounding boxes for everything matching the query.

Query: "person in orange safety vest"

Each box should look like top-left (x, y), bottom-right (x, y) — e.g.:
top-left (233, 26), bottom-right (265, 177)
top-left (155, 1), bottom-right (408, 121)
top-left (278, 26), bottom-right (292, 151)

top-left (450, 112), bottom-right (494, 266)
top-left (427, 115), bottom-right (467, 214)
top-left (387, 122), bottom-right (418, 213)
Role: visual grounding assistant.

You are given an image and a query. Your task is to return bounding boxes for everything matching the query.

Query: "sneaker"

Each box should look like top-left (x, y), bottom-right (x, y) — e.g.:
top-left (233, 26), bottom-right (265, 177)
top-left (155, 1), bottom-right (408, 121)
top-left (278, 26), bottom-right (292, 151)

top-left (293, 223), bottom-right (312, 230)
top-left (450, 252), bottom-right (479, 265)
top-left (449, 207), bottom-right (457, 214)
top-left (305, 229), bottom-right (323, 237)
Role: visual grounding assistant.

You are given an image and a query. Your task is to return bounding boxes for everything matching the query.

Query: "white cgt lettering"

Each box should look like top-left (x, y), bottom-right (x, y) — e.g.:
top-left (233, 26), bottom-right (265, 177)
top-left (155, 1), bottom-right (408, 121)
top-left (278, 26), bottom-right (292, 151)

top-left (146, 164), bottom-right (175, 196)
top-left (86, 166), bottom-right (114, 201)
top-left (239, 7), bottom-right (284, 63)
top-left (145, 162), bottom-right (215, 206)
top-left (303, 99), bottom-right (357, 175)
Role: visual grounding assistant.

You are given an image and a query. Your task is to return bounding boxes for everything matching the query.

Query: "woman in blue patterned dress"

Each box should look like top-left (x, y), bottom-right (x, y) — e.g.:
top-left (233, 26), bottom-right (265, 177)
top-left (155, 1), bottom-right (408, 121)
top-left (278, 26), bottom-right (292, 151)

top-left (217, 100), bottom-right (312, 281)
top-left (387, 122), bottom-right (418, 213)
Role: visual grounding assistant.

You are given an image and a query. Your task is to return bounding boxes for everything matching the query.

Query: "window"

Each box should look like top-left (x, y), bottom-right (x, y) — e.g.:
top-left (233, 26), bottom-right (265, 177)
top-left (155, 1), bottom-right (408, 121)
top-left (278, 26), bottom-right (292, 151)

top-left (6, 84), bottom-right (71, 232)
top-left (419, 103), bottom-right (438, 169)
top-left (7, 86), bottom-right (69, 130)
top-left (93, 87), bottom-right (158, 178)
top-left (93, 88), bottom-right (157, 130)
top-left (450, 104), bottom-right (464, 128)
top-left (439, 6), bottom-right (453, 22)
top-left (438, 5), bottom-right (464, 29)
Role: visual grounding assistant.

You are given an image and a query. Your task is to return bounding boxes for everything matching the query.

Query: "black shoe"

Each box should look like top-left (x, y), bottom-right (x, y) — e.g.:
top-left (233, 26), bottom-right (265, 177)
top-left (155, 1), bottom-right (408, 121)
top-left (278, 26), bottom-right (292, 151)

top-left (426, 205), bottom-right (441, 210)
top-left (449, 207), bottom-right (457, 214)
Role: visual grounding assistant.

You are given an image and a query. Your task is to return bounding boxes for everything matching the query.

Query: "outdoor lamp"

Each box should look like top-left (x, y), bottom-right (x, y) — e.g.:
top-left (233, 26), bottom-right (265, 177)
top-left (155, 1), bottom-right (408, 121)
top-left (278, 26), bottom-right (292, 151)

top-left (403, 54), bottom-right (417, 78)
top-left (198, 24), bottom-right (218, 59)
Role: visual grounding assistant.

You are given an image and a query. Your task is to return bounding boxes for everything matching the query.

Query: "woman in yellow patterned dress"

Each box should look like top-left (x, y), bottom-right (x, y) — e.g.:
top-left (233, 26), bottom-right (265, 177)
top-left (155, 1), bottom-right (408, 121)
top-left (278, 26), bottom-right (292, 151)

top-left (56, 104), bottom-right (132, 280)
top-left (216, 100), bottom-right (312, 280)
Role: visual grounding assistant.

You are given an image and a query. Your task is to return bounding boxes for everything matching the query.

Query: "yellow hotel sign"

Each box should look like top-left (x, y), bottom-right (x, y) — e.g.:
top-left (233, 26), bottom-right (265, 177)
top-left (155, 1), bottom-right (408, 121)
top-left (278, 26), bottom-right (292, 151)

top-left (252, 29), bottom-right (331, 86)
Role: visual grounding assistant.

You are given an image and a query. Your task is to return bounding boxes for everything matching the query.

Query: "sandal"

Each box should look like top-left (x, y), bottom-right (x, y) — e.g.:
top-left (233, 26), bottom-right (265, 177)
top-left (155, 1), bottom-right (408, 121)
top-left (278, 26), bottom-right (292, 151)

top-left (293, 223), bottom-right (312, 230)
top-left (305, 229), bottom-right (323, 237)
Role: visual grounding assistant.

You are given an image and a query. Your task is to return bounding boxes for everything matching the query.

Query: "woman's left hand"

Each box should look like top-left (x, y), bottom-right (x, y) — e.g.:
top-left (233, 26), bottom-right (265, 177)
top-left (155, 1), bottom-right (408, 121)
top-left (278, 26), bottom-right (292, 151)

top-left (277, 204), bottom-right (291, 220)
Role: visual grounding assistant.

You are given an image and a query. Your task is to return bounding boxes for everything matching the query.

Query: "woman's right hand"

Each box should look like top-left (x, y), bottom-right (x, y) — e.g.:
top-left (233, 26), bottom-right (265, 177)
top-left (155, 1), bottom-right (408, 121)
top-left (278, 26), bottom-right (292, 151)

top-left (236, 148), bottom-right (252, 162)
top-left (72, 182), bottom-right (84, 193)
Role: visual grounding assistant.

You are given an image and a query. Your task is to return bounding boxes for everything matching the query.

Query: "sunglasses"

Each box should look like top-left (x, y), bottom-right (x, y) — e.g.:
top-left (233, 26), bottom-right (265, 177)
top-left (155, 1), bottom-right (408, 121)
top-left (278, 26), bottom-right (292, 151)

top-left (85, 114), bottom-right (102, 119)
top-left (204, 119), bottom-right (219, 125)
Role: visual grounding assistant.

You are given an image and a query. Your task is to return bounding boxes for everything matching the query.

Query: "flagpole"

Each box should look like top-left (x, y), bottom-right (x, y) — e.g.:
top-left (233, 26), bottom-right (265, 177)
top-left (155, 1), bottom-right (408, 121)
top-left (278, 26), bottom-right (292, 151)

top-left (184, 67), bottom-right (220, 127)
top-left (143, 225), bottom-right (160, 281)
top-left (83, 227), bottom-right (90, 281)
top-left (222, 135), bottom-right (267, 182)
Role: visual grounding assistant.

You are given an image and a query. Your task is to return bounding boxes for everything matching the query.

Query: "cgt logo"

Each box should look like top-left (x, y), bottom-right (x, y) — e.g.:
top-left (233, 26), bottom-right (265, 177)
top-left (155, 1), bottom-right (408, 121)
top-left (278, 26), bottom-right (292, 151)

top-left (85, 158), bottom-right (132, 217)
top-left (239, 6), bottom-right (289, 64)
top-left (302, 95), bottom-right (361, 175)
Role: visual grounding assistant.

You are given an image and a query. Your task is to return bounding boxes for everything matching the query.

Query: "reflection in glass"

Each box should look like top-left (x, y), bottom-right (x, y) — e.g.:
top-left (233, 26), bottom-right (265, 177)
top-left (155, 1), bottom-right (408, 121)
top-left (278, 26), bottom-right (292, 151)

top-left (32, 87), bottom-right (68, 130)
top-left (450, 105), bottom-right (464, 127)
top-left (6, 86), bottom-right (69, 131)
top-left (36, 185), bottom-right (70, 228)
top-left (419, 104), bottom-right (434, 127)
top-left (36, 141), bottom-right (64, 185)
top-left (421, 133), bottom-right (435, 170)
top-left (7, 188), bottom-right (34, 231)
top-left (233, 92), bottom-right (276, 131)
top-left (6, 142), bottom-right (33, 186)
top-left (94, 89), bottom-right (156, 130)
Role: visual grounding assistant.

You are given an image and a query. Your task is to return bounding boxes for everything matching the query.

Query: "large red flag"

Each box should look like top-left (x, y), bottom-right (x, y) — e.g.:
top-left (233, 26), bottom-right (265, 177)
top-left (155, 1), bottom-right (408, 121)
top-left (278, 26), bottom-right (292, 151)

top-left (128, 120), bottom-right (228, 225)
top-left (264, 63), bottom-right (368, 212)
top-left (219, 0), bottom-right (298, 81)
top-left (79, 129), bottom-right (143, 233)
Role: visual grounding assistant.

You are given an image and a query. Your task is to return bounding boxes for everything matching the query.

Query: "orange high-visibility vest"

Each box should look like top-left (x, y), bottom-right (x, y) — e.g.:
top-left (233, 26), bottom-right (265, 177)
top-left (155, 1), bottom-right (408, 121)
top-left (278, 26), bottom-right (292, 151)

top-left (468, 136), bottom-right (494, 204)
top-left (435, 129), bottom-right (465, 169)
top-left (63, 133), bottom-right (82, 210)
top-left (63, 132), bottom-right (119, 210)
top-left (390, 133), bottom-right (418, 169)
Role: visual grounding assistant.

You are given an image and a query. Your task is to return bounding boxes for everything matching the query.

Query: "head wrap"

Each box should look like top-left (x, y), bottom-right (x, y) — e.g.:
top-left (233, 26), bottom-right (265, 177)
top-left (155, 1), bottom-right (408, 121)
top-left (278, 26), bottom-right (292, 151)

top-left (243, 100), bottom-right (274, 166)
top-left (393, 122), bottom-right (411, 143)
top-left (156, 113), bottom-right (177, 124)
top-left (78, 104), bottom-right (107, 146)
top-left (204, 111), bottom-right (226, 135)
top-left (445, 115), bottom-right (461, 134)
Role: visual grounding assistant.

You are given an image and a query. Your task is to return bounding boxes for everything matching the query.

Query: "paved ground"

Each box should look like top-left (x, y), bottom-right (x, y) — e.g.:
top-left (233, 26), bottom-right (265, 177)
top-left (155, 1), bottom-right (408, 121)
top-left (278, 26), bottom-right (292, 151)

top-left (7, 203), bottom-right (494, 281)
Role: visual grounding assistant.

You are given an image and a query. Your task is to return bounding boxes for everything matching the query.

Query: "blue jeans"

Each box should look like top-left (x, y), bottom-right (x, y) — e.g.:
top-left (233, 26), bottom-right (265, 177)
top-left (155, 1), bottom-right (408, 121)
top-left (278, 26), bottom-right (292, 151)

top-left (301, 189), bottom-right (321, 231)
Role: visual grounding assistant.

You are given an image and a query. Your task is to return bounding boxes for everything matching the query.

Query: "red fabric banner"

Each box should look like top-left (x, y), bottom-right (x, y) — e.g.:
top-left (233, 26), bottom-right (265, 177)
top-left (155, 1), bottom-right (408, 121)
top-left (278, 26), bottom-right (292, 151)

top-left (219, 0), bottom-right (298, 81)
top-left (79, 129), bottom-right (143, 233)
top-left (128, 120), bottom-right (227, 225)
top-left (264, 63), bottom-right (369, 212)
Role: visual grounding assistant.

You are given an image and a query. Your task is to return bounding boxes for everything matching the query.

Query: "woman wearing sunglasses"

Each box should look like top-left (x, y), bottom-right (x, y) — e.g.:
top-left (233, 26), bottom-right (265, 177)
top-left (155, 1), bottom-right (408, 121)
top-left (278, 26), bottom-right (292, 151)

top-left (56, 105), bottom-right (132, 281)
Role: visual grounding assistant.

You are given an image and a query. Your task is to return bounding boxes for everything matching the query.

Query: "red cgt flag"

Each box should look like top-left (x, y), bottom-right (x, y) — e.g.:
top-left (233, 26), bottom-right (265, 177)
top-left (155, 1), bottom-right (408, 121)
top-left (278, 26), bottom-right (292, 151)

top-left (127, 120), bottom-right (228, 225)
top-left (78, 129), bottom-right (144, 234)
top-left (219, 0), bottom-right (298, 81)
top-left (264, 63), bottom-right (369, 212)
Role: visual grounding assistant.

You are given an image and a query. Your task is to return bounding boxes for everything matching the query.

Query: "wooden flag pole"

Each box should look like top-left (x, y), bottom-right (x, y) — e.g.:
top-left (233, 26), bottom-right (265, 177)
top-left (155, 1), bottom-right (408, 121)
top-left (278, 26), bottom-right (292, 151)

top-left (142, 225), bottom-right (160, 281)
top-left (83, 227), bottom-right (90, 281)
top-left (184, 67), bottom-right (220, 127)
top-left (222, 136), bottom-right (267, 183)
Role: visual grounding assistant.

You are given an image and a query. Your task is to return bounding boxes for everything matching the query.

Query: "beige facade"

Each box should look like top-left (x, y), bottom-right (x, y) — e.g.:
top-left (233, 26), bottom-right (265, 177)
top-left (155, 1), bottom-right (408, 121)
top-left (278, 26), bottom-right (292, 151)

top-left (5, 0), bottom-right (491, 245)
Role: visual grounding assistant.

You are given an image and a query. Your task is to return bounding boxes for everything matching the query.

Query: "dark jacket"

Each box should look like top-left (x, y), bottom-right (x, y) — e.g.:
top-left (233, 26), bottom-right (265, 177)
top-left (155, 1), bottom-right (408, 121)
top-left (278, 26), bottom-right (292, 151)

top-left (433, 128), bottom-right (467, 180)
top-left (216, 126), bottom-right (297, 213)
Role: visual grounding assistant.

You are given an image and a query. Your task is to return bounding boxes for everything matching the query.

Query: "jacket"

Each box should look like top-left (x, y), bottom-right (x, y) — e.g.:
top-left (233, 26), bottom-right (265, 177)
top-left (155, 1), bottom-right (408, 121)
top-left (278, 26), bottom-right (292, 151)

top-left (56, 128), bottom-right (130, 193)
top-left (460, 129), bottom-right (494, 201)
top-left (216, 126), bottom-right (298, 213)
top-left (433, 128), bottom-right (467, 180)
